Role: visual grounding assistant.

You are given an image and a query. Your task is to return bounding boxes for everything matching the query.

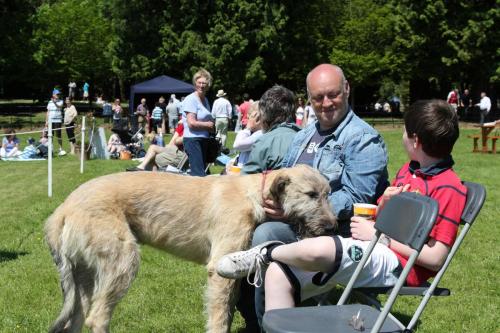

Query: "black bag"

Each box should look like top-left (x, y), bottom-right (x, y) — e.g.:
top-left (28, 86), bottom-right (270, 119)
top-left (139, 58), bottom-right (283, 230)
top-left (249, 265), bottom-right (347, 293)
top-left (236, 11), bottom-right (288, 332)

top-left (37, 144), bottom-right (49, 158)
top-left (205, 136), bottom-right (222, 163)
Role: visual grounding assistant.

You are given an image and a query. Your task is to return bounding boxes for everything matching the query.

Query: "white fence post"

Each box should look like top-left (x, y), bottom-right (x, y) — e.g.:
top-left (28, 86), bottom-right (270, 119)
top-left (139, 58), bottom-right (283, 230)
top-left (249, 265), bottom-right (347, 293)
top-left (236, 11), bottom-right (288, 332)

top-left (80, 116), bottom-right (86, 174)
top-left (48, 122), bottom-right (53, 197)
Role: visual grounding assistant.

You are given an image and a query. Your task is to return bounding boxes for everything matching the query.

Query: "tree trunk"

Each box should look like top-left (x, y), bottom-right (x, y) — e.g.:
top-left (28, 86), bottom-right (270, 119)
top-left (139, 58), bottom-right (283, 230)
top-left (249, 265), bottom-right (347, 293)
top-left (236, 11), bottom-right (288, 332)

top-left (350, 85), bottom-right (356, 112)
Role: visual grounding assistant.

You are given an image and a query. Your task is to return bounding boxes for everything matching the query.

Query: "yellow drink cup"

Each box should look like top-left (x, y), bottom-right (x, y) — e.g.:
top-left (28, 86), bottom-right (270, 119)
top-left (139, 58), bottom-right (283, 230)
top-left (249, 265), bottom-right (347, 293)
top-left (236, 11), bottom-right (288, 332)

top-left (228, 165), bottom-right (241, 175)
top-left (353, 203), bottom-right (377, 220)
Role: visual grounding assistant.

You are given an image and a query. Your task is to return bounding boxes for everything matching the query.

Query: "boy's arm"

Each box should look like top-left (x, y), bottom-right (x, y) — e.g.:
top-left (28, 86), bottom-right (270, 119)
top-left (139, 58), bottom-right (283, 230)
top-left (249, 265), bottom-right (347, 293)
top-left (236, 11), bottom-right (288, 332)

top-left (389, 238), bottom-right (450, 272)
top-left (351, 217), bottom-right (450, 272)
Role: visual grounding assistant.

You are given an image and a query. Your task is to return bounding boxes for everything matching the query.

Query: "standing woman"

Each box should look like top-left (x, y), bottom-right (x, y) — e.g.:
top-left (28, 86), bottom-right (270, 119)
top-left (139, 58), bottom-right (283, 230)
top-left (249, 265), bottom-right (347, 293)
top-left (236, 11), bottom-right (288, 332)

top-left (112, 98), bottom-right (123, 129)
top-left (182, 68), bottom-right (215, 176)
top-left (64, 97), bottom-right (78, 154)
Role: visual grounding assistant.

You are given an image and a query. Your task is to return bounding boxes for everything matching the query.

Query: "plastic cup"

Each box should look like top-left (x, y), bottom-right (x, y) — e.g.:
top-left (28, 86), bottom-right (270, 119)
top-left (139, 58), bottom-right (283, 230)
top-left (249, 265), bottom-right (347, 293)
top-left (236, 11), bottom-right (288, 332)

top-left (353, 203), bottom-right (377, 220)
top-left (228, 165), bottom-right (241, 175)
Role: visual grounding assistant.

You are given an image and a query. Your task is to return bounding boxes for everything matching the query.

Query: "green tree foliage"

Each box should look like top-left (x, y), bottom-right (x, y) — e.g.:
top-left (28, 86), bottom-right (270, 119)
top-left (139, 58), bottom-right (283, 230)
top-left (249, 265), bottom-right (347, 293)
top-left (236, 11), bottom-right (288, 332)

top-left (327, 0), bottom-right (399, 105)
top-left (144, 0), bottom-right (336, 97)
top-left (0, 0), bottom-right (40, 96)
top-left (329, 0), bottom-right (398, 87)
top-left (392, 0), bottom-right (499, 90)
top-left (31, 0), bottom-right (112, 89)
top-left (1, 0), bottom-right (497, 103)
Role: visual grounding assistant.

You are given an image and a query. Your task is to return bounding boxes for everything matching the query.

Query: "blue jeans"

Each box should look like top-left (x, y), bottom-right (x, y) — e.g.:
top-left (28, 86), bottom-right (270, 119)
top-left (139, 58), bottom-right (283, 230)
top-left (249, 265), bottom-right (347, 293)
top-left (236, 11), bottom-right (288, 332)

top-left (183, 137), bottom-right (207, 176)
top-left (251, 222), bottom-right (299, 328)
top-left (245, 220), bottom-right (350, 329)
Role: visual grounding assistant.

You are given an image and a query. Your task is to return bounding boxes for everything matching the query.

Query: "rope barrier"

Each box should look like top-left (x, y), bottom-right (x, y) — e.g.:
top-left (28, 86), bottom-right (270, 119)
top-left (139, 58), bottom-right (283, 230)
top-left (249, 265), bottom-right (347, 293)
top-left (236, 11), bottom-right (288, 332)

top-left (1, 118), bottom-right (88, 197)
top-left (5, 125), bottom-right (77, 137)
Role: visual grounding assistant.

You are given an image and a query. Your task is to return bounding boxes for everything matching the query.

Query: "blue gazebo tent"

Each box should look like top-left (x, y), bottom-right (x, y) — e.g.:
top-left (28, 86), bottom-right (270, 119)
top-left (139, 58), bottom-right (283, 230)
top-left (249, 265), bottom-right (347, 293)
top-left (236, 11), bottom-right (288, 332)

top-left (128, 75), bottom-right (194, 114)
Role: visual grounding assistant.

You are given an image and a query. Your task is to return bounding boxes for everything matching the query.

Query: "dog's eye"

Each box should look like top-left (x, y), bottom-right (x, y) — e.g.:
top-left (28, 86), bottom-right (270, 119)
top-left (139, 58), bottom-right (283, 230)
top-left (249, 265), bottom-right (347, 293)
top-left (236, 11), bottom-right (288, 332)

top-left (306, 191), bottom-right (319, 199)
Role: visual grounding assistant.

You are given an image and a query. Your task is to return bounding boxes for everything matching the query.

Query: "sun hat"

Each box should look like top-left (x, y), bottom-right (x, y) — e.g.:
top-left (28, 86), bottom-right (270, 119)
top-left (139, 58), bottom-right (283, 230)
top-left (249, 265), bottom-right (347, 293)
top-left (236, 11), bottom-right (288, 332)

top-left (216, 89), bottom-right (227, 97)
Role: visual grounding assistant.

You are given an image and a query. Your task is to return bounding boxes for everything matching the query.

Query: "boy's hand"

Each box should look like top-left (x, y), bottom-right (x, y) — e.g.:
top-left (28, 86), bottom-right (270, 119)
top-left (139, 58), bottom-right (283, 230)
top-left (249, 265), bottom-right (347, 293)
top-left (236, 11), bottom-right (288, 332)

top-left (383, 184), bottom-right (410, 200)
top-left (263, 199), bottom-right (286, 221)
top-left (378, 184), bottom-right (410, 209)
top-left (350, 216), bottom-right (376, 241)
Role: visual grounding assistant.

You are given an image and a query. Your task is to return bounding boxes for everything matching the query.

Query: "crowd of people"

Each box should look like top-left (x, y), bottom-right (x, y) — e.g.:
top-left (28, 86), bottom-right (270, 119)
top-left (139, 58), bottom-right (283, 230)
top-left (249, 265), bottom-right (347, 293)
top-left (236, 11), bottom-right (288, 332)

top-left (447, 87), bottom-right (491, 124)
top-left (1, 63), bottom-right (492, 333)
top-left (111, 64), bottom-right (474, 332)
top-left (214, 65), bottom-right (468, 332)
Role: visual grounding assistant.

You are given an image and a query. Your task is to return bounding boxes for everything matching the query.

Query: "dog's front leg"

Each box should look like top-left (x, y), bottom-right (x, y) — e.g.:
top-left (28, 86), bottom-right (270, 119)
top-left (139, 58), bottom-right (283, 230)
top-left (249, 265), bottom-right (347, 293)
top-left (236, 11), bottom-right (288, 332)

top-left (205, 267), bottom-right (240, 333)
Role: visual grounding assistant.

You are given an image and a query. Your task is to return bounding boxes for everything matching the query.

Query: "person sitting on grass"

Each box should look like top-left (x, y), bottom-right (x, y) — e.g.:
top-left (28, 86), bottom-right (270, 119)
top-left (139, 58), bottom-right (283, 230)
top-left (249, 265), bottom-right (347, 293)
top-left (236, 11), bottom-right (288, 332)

top-left (126, 120), bottom-right (185, 171)
top-left (107, 132), bottom-right (126, 157)
top-left (217, 99), bottom-right (467, 313)
top-left (1, 128), bottom-right (21, 158)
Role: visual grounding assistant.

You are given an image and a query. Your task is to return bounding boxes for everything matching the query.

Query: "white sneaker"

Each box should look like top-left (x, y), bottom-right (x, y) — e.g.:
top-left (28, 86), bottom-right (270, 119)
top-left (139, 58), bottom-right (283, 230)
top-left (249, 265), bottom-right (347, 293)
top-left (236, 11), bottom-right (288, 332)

top-left (216, 241), bottom-right (283, 287)
top-left (58, 150), bottom-right (67, 156)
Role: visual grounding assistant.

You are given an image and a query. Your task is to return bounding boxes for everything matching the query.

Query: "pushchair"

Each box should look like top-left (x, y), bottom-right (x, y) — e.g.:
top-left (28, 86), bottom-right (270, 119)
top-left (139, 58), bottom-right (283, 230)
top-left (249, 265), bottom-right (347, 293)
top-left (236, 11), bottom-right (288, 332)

top-left (110, 125), bottom-right (146, 159)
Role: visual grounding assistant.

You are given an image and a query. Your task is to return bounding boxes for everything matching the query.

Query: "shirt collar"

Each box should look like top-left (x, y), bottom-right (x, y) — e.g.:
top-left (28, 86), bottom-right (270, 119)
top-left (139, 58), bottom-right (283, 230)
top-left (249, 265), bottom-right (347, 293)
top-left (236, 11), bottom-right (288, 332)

top-left (314, 107), bottom-right (353, 138)
top-left (408, 155), bottom-right (454, 176)
top-left (268, 122), bottom-right (301, 133)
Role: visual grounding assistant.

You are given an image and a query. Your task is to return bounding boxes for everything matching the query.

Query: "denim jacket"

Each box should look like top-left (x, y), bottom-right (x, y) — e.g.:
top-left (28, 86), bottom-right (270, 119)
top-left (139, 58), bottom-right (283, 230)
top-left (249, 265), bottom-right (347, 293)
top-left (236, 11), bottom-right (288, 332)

top-left (282, 109), bottom-right (389, 220)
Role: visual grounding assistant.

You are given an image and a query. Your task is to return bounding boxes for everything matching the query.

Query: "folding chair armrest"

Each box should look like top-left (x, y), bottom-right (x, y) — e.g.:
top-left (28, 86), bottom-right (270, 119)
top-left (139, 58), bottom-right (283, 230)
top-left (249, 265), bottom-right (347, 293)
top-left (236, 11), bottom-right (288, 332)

top-left (356, 285), bottom-right (451, 297)
top-left (396, 286), bottom-right (450, 296)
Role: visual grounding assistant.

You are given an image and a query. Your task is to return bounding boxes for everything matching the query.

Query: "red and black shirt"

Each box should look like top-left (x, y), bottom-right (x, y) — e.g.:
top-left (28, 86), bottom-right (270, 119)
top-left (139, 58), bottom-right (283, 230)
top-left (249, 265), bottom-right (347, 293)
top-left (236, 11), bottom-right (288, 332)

top-left (386, 156), bottom-right (467, 286)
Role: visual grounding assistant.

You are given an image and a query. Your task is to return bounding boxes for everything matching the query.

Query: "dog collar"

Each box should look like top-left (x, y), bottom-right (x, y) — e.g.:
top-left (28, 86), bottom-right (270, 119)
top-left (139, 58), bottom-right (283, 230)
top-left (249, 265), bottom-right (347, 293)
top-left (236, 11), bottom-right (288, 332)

top-left (261, 169), bottom-right (271, 202)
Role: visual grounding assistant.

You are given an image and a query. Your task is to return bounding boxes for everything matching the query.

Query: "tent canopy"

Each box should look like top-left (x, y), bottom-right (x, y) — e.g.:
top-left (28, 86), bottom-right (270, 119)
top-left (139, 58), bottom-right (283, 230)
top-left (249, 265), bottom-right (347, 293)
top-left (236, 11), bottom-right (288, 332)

top-left (129, 75), bottom-right (194, 113)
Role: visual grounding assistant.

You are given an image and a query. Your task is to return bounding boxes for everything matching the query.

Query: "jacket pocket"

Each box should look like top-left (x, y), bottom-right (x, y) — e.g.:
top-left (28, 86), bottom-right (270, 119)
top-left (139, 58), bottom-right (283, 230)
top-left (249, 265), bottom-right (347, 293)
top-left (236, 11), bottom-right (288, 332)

top-left (317, 145), bottom-right (344, 187)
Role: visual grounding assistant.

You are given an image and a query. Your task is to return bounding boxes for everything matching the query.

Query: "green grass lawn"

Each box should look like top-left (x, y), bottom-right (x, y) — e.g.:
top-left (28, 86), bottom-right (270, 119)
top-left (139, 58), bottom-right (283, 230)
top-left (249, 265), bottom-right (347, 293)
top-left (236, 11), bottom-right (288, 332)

top-left (0, 125), bottom-right (498, 332)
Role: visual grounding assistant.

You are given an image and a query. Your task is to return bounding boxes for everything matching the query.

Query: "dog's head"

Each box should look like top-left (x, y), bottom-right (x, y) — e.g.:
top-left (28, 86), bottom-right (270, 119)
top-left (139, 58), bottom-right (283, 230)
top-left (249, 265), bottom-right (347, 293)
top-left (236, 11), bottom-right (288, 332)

top-left (268, 165), bottom-right (337, 238)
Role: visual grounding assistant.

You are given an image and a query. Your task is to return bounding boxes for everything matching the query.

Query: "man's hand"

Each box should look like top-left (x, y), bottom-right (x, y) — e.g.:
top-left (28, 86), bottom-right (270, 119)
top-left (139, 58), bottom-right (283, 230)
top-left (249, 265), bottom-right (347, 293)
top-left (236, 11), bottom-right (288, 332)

top-left (263, 199), bottom-right (286, 221)
top-left (350, 216), bottom-right (376, 241)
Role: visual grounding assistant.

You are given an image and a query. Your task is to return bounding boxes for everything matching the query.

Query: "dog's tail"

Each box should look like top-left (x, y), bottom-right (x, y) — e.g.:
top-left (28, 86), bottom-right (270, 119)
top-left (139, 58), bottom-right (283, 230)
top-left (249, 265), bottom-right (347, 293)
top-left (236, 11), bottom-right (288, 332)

top-left (45, 208), bottom-right (84, 333)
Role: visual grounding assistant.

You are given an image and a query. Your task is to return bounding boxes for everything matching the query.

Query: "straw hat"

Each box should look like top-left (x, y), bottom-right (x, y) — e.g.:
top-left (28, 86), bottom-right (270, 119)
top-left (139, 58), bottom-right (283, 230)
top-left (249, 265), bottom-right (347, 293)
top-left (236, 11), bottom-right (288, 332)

top-left (216, 89), bottom-right (227, 97)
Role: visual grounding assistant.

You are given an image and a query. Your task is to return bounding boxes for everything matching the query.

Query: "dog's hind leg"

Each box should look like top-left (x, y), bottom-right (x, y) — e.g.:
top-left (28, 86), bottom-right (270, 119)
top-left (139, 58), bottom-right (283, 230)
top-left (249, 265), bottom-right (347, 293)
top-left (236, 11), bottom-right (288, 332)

top-left (84, 229), bottom-right (140, 333)
top-left (48, 255), bottom-right (85, 333)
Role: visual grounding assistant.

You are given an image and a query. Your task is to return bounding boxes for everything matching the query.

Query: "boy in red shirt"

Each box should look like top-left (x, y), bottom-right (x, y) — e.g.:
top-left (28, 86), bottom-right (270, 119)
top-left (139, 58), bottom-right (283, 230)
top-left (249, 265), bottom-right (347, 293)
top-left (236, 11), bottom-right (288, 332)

top-left (217, 99), bottom-right (467, 310)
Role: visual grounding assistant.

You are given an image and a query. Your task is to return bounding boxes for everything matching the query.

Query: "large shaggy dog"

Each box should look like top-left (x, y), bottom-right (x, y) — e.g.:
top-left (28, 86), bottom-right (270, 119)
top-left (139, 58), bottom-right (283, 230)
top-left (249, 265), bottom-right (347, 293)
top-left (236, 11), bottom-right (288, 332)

top-left (45, 165), bottom-right (336, 333)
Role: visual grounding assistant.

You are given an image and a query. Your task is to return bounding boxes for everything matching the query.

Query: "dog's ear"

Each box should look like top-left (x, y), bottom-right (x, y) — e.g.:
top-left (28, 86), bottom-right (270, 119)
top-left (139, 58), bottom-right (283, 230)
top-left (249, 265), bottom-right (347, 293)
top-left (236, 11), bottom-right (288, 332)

top-left (269, 174), bottom-right (291, 202)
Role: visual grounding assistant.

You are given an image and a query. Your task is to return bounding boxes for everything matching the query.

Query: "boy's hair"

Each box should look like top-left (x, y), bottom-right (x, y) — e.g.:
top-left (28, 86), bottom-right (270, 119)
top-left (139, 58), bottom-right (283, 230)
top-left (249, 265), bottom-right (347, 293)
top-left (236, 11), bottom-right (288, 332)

top-left (404, 99), bottom-right (459, 158)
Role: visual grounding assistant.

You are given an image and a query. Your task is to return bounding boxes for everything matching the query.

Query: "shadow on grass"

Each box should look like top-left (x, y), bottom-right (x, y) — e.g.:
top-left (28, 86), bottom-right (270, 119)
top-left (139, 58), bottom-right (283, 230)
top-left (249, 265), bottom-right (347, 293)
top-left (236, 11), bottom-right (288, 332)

top-left (0, 250), bottom-right (29, 263)
top-left (0, 119), bottom-right (45, 131)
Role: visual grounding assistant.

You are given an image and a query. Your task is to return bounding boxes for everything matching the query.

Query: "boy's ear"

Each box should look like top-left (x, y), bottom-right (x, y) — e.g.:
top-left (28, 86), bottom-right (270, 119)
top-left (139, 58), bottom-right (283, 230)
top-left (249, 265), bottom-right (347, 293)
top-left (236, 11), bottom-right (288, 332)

top-left (413, 135), bottom-right (420, 149)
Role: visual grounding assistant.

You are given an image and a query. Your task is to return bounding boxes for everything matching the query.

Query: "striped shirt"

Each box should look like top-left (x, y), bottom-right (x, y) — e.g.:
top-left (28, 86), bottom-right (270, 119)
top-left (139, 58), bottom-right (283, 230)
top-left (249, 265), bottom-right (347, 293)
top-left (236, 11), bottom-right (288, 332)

top-left (152, 106), bottom-right (163, 120)
top-left (386, 156), bottom-right (466, 286)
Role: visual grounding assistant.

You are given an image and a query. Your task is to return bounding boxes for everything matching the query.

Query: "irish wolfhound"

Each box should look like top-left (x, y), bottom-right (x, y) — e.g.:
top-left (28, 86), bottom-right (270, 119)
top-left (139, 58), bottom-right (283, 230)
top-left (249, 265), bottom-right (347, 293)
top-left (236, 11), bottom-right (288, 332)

top-left (45, 165), bottom-right (336, 333)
